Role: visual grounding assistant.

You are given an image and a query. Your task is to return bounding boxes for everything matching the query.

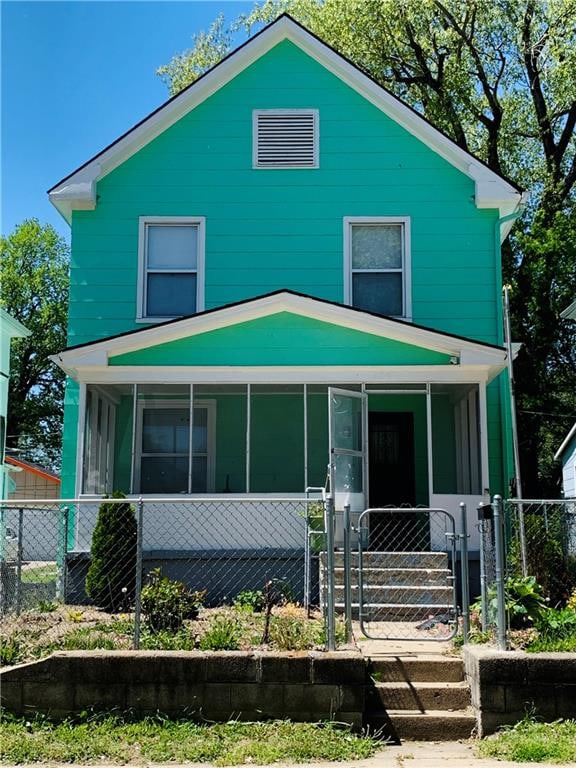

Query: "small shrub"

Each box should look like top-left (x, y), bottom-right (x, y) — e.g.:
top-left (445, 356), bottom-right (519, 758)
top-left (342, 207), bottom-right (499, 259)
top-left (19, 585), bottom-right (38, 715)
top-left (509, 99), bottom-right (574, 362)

top-left (141, 569), bottom-right (205, 633)
top-left (85, 493), bottom-right (137, 612)
top-left (234, 590), bottom-right (265, 612)
top-left (67, 609), bottom-right (84, 623)
top-left (200, 614), bottom-right (241, 650)
top-left (568, 588), bottom-right (576, 612)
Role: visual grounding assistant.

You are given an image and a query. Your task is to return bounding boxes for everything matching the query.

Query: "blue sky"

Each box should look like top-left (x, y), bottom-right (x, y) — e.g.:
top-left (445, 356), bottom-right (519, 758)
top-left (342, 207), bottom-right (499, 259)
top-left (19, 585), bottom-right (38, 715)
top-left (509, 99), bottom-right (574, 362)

top-left (1, 0), bottom-right (254, 241)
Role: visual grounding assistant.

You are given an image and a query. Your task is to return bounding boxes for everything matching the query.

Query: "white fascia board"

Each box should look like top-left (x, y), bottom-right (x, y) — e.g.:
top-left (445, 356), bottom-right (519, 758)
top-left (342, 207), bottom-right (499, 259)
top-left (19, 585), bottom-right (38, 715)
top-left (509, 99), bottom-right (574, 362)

top-left (0, 309), bottom-right (31, 339)
top-left (64, 364), bottom-right (495, 386)
top-left (49, 17), bottom-right (522, 224)
top-left (561, 300), bottom-right (576, 320)
top-left (554, 422), bottom-right (576, 461)
top-left (53, 292), bottom-right (506, 369)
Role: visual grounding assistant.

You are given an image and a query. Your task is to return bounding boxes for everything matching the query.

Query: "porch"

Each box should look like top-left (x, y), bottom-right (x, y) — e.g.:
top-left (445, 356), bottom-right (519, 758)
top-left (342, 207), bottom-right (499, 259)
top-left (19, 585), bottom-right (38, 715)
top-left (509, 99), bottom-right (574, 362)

top-left (77, 380), bottom-right (488, 552)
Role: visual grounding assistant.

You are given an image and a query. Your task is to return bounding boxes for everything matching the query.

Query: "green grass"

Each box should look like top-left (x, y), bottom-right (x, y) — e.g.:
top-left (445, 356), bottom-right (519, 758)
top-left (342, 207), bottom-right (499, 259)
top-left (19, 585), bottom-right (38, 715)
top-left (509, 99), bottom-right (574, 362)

top-left (0, 714), bottom-right (378, 765)
top-left (20, 564), bottom-right (58, 584)
top-left (478, 717), bottom-right (576, 763)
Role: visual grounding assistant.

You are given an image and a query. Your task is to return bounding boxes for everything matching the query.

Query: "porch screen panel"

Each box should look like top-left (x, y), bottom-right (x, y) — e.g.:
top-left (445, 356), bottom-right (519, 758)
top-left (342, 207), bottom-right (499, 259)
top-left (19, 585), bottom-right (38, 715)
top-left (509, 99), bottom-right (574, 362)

top-left (250, 385), bottom-right (304, 493)
top-left (194, 385), bottom-right (247, 493)
top-left (306, 385), bottom-right (329, 489)
top-left (82, 385), bottom-right (116, 495)
top-left (431, 383), bottom-right (481, 495)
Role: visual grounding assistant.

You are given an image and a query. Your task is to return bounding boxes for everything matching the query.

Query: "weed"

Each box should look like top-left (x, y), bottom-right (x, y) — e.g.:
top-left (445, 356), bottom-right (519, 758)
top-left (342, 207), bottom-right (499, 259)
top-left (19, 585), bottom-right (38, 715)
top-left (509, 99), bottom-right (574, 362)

top-left (140, 626), bottom-right (197, 651)
top-left (59, 629), bottom-right (117, 651)
top-left (478, 716), bottom-right (576, 763)
top-left (268, 615), bottom-right (319, 650)
top-left (0, 635), bottom-right (23, 666)
top-left (199, 614), bottom-right (241, 650)
top-left (472, 576), bottom-right (547, 629)
top-left (36, 600), bottom-right (58, 613)
top-left (67, 609), bottom-right (85, 623)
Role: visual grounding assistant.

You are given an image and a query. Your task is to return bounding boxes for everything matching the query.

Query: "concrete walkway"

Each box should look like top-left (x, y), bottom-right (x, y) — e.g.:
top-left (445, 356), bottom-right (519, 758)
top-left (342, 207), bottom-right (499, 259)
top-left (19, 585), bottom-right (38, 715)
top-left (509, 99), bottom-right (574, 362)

top-left (10, 743), bottom-right (561, 768)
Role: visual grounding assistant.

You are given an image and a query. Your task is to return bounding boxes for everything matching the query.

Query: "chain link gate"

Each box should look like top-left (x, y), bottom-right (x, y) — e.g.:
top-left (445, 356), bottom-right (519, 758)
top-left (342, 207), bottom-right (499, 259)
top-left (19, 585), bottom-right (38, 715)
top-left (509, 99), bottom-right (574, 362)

top-left (354, 506), bottom-right (465, 641)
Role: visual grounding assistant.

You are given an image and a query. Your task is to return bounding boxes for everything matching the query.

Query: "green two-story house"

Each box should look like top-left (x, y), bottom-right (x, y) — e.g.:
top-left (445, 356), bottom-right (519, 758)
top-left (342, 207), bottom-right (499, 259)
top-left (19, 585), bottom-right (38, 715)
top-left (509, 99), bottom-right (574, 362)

top-left (49, 15), bottom-right (523, 557)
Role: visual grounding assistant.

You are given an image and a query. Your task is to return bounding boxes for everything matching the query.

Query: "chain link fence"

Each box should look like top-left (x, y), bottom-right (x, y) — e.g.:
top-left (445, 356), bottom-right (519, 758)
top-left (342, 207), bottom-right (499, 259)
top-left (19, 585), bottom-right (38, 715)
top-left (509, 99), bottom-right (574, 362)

top-left (505, 498), bottom-right (576, 606)
top-left (0, 497), bottom-right (328, 642)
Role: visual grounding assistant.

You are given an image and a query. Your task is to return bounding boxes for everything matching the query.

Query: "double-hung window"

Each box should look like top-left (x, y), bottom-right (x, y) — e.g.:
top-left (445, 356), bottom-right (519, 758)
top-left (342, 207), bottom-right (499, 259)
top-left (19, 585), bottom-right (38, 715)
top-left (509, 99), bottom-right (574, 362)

top-left (135, 400), bottom-right (215, 494)
top-left (344, 217), bottom-right (411, 319)
top-left (138, 217), bottom-right (205, 321)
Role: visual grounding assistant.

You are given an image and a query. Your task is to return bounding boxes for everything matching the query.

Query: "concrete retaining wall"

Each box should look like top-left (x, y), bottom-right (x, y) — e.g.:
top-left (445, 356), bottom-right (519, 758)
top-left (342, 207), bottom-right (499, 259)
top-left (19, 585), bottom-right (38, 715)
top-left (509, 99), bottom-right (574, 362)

top-left (0, 650), bottom-right (366, 728)
top-left (464, 645), bottom-right (576, 736)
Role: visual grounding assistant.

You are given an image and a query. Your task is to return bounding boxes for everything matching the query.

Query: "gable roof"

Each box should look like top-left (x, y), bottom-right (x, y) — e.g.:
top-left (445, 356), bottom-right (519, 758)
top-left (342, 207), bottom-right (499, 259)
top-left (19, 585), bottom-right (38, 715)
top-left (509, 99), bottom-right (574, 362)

top-left (5, 455), bottom-right (60, 484)
top-left (48, 14), bottom-right (524, 237)
top-left (51, 289), bottom-right (508, 382)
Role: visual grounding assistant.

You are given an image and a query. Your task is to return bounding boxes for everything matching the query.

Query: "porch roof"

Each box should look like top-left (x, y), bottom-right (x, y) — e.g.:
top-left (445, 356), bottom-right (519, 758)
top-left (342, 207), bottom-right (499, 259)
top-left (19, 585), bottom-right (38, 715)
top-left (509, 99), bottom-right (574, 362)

top-left (52, 291), bottom-right (508, 384)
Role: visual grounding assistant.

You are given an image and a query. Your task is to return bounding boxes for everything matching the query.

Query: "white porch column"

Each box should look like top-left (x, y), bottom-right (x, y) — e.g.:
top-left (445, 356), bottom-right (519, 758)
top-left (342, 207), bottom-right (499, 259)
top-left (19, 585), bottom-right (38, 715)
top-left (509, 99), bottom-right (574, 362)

top-left (75, 382), bottom-right (87, 498)
top-left (245, 383), bottom-right (251, 493)
top-left (479, 380), bottom-right (490, 495)
top-left (426, 382), bottom-right (433, 503)
top-left (129, 384), bottom-right (137, 494)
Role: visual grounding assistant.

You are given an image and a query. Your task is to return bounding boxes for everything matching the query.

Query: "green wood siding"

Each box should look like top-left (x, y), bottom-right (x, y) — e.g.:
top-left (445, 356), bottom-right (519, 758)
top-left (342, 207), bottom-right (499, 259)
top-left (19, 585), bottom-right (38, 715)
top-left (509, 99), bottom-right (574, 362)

top-left (68, 40), bottom-right (499, 348)
top-left (61, 37), bottom-right (509, 498)
top-left (109, 313), bottom-right (453, 367)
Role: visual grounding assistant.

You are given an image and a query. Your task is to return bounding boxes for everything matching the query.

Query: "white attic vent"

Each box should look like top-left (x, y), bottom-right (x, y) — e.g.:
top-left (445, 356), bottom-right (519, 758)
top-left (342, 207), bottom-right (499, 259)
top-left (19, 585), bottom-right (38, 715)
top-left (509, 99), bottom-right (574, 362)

top-left (253, 110), bottom-right (319, 168)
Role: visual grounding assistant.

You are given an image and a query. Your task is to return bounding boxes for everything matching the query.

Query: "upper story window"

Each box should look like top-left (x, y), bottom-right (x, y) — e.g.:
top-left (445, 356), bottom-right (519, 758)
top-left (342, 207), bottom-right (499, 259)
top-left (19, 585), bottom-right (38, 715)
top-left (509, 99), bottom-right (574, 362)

top-left (138, 217), bottom-right (205, 321)
top-left (344, 217), bottom-right (411, 319)
top-left (253, 109), bottom-right (319, 169)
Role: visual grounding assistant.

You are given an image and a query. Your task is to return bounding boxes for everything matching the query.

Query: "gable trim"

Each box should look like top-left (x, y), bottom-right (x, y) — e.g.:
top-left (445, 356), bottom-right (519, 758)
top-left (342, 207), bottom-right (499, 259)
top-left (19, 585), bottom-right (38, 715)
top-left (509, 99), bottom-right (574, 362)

top-left (49, 15), bottom-right (522, 226)
top-left (52, 291), bottom-right (507, 374)
top-left (555, 422), bottom-right (576, 461)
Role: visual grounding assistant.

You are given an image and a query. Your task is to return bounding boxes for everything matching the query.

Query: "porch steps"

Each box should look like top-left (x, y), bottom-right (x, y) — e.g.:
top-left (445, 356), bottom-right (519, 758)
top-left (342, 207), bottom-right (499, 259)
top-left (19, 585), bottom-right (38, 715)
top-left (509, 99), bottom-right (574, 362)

top-left (365, 656), bottom-right (475, 741)
top-left (335, 566), bottom-right (451, 586)
top-left (329, 551), bottom-right (454, 621)
top-left (332, 551), bottom-right (449, 569)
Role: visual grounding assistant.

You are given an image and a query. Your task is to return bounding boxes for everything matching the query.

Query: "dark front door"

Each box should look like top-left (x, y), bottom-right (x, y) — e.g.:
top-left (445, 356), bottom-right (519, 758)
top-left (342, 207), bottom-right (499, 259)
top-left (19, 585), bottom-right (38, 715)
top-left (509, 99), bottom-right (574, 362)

top-left (368, 411), bottom-right (418, 550)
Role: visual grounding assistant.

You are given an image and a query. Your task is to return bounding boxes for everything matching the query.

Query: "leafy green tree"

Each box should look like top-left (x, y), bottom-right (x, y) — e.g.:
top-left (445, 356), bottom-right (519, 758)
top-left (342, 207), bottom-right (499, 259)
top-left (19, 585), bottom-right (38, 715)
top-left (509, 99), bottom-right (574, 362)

top-left (0, 219), bottom-right (69, 470)
top-left (158, 0), bottom-right (576, 495)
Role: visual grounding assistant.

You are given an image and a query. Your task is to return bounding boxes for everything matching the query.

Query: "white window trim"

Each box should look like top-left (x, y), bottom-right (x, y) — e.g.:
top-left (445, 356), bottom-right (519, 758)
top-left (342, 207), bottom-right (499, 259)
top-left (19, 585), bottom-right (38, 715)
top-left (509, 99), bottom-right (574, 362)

top-left (252, 109), bottom-right (319, 169)
top-left (343, 216), bottom-right (412, 321)
top-left (134, 398), bottom-right (216, 493)
top-left (137, 216), bottom-right (205, 323)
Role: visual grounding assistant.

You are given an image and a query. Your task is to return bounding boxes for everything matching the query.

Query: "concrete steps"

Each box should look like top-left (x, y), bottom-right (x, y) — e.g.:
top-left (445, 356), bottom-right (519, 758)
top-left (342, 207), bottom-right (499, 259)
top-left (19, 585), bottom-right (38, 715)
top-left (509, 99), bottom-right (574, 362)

top-left (327, 551), bottom-right (455, 621)
top-left (365, 656), bottom-right (475, 742)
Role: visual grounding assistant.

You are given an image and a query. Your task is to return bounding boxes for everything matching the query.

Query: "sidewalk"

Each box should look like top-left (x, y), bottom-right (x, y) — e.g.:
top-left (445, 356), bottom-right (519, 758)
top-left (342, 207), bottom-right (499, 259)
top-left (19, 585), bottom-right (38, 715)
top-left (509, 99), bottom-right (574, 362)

top-left (8, 743), bottom-right (562, 768)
